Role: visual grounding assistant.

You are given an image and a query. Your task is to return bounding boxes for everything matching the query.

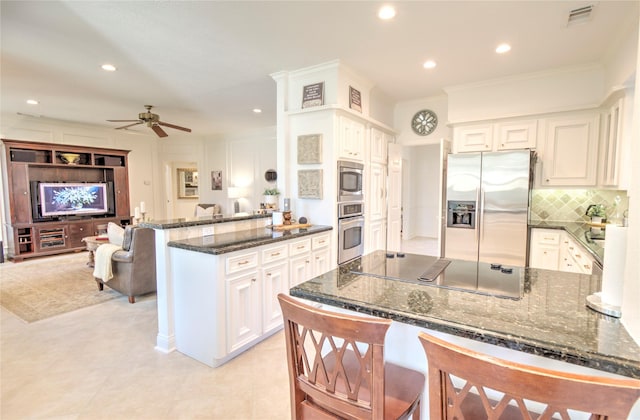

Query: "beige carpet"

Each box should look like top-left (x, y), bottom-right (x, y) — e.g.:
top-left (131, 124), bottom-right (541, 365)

top-left (0, 251), bottom-right (122, 322)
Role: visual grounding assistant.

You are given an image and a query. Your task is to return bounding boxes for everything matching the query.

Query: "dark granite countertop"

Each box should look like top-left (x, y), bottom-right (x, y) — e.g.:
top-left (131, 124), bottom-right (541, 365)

top-left (529, 221), bottom-right (605, 265)
top-left (167, 225), bottom-right (332, 255)
top-left (139, 213), bottom-right (272, 230)
top-left (290, 250), bottom-right (640, 379)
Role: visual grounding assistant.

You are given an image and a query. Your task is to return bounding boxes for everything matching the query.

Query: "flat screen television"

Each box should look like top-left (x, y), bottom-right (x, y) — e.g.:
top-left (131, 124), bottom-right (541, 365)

top-left (38, 182), bottom-right (110, 217)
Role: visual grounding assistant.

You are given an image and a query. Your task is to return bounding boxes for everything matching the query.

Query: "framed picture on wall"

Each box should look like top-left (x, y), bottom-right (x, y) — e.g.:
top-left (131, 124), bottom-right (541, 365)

top-left (211, 170), bottom-right (222, 190)
top-left (349, 86), bottom-right (362, 112)
top-left (298, 169), bottom-right (323, 199)
top-left (297, 134), bottom-right (322, 164)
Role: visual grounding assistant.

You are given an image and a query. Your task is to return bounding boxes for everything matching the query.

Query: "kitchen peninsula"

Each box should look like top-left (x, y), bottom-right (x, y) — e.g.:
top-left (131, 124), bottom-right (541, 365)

top-left (291, 251), bottom-right (640, 381)
top-left (153, 217), bottom-right (332, 367)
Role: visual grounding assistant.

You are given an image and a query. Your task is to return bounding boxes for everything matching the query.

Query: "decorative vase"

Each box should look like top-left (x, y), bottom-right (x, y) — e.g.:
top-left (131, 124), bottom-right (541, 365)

top-left (264, 195), bottom-right (279, 208)
top-left (591, 216), bottom-right (603, 234)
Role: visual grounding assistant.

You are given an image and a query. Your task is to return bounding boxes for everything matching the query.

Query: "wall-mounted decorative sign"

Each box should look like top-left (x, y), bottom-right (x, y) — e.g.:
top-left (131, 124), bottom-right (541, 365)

top-left (349, 86), bottom-right (362, 113)
top-left (211, 170), bottom-right (222, 190)
top-left (302, 82), bottom-right (324, 108)
top-left (297, 134), bottom-right (323, 164)
top-left (298, 169), bottom-right (323, 199)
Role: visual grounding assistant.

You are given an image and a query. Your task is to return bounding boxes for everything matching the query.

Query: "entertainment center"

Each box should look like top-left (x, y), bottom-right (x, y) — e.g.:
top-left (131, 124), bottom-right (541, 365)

top-left (2, 139), bottom-right (132, 261)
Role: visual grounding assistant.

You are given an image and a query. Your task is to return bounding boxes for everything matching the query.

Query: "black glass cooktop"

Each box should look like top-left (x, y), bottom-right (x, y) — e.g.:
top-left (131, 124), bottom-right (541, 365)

top-left (349, 253), bottom-right (524, 300)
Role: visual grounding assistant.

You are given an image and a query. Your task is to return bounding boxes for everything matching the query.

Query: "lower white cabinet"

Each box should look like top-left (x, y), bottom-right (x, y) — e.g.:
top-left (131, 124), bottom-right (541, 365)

top-left (171, 230), bottom-right (332, 367)
top-left (289, 232), bottom-right (332, 287)
top-left (529, 229), bottom-right (561, 270)
top-left (529, 228), bottom-right (596, 274)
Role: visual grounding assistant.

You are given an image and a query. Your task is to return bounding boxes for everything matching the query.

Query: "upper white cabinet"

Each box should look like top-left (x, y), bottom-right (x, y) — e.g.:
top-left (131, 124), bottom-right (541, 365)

top-left (495, 120), bottom-right (537, 150)
top-left (453, 119), bottom-right (537, 153)
top-left (369, 127), bottom-right (390, 163)
top-left (337, 116), bottom-right (365, 161)
top-left (539, 111), bottom-right (599, 187)
top-left (598, 96), bottom-right (624, 188)
top-left (453, 123), bottom-right (493, 152)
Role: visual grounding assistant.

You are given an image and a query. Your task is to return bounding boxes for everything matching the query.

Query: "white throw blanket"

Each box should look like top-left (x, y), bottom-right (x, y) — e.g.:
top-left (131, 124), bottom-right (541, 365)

top-left (93, 243), bottom-right (122, 283)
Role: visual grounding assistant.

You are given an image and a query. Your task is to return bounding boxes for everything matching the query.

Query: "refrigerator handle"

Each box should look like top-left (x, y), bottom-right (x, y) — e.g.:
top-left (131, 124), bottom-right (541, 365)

top-left (480, 188), bottom-right (485, 242)
top-left (476, 187), bottom-right (481, 244)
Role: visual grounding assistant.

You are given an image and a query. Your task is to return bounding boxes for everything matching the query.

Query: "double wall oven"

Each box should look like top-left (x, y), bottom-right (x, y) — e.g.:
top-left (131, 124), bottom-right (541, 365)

top-left (337, 161), bottom-right (365, 265)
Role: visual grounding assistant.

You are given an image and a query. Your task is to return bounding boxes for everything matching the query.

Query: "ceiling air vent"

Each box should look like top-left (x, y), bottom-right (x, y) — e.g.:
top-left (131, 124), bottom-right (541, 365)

top-left (567, 4), bottom-right (594, 26)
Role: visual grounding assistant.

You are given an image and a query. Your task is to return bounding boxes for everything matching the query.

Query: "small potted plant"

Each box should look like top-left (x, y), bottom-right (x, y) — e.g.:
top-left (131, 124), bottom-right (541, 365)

top-left (263, 187), bottom-right (280, 207)
top-left (586, 204), bottom-right (606, 225)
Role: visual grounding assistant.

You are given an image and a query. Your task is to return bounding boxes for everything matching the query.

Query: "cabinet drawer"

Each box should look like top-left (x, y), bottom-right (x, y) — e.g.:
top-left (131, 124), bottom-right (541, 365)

top-left (535, 230), bottom-right (560, 246)
top-left (312, 233), bottom-right (330, 250)
top-left (226, 251), bottom-right (258, 275)
top-left (289, 238), bottom-right (311, 256)
top-left (262, 244), bottom-right (288, 264)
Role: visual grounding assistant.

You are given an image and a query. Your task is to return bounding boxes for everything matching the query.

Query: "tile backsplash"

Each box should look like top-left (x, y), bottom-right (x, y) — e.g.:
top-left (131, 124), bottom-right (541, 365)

top-left (530, 189), bottom-right (628, 223)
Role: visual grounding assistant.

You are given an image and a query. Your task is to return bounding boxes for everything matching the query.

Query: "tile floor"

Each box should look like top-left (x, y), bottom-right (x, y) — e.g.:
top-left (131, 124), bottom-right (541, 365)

top-left (0, 240), bottom-right (437, 419)
top-left (1, 265), bottom-right (291, 419)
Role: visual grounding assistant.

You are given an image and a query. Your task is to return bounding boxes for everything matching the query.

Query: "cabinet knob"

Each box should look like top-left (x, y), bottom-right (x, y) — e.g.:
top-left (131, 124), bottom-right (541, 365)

top-left (23, 191), bottom-right (28, 195)
top-left (251, 278), bottom-right (256, 282)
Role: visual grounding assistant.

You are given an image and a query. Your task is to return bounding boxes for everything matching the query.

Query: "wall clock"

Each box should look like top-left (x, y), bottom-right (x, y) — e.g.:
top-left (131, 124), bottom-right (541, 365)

top-left (411, 109), bottom-right (438, 136)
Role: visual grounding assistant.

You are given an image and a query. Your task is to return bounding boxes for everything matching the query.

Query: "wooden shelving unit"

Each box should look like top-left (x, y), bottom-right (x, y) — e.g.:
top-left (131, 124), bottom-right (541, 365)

top-left (2, 139), bottom-right (133, 261)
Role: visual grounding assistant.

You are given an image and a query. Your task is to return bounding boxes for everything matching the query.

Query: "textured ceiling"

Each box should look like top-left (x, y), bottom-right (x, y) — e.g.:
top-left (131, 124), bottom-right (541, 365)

top-left (1, 1), bottom-right (637, 137)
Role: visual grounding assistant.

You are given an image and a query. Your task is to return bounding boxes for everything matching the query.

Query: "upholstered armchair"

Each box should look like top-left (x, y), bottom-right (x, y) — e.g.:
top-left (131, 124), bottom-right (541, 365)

top-left (95, 226), bottom-right (157, 303)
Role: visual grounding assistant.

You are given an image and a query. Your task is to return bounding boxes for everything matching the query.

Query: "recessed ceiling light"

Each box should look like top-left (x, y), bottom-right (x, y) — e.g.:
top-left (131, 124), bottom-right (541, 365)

top-left (253, 108), bottom-right (262, 114)
top-left (26, 99), bottom-right (39, 105)
top-left (423, 60), bottom-right (437, 69)
top-left (378, 5), bottom-right (396, 20)
top-left (101, 64), bottom-right (117, 71)
top-left (496, 43), bottom-right (511, 54)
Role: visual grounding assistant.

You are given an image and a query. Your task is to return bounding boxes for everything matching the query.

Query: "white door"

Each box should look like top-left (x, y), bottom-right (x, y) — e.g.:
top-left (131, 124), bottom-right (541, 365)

top-left (387, 143), bottom-right (403, 252)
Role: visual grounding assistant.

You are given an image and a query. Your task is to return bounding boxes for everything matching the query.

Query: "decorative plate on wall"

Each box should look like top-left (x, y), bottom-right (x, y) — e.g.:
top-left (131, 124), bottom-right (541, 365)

top-left (411, 109), bottom-right (438, 136)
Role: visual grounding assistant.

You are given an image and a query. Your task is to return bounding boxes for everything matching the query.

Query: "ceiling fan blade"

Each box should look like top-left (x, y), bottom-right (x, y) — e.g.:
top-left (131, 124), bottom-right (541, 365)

top-left (158, 121), bottom-right (192, 133)
top-left (114, 121), bottom-right (143, 130)
top-left (151, 124), bottom-right (168, 138)
top-left (107, 119), bottom-right (141, 122)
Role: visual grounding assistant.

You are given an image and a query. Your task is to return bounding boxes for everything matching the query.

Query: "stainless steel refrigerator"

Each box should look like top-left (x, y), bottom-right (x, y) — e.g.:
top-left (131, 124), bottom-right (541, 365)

top-left (443, 150), bottom-right (534, 266)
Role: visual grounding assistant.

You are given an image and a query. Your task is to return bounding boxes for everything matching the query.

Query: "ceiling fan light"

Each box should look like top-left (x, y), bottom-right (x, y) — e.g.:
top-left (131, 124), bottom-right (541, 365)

top-left (26, 99), bottom-right (39, 105)
top-left (253, 108), bottom-right (262, 113)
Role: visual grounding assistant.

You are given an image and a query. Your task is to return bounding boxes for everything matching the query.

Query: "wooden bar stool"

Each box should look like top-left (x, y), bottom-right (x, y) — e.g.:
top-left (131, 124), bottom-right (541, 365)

top-left (278, 294), bottom-right (424, 419)
top-left (418, 331), bottom-right (640, 419)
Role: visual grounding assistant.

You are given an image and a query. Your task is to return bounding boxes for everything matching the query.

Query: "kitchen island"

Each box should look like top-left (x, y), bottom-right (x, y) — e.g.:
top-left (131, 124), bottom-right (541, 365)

top-left (290, 250), bottom-right (640, 380)
top-left (167, 224), bottom-right (333, 367)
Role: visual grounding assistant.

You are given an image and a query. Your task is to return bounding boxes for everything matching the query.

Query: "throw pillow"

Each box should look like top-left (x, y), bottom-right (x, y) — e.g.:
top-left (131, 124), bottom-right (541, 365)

top-left (107, 222), bottom-right (125, 247)
top-left (195, 205), bottom-right (215, 217)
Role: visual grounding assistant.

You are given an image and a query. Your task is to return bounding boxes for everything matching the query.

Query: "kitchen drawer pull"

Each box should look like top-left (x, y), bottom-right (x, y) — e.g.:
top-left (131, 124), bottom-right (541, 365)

top-left (271, 252), bottom-right (280, 257)
top-left (297, 245), bottom-right (305, 250)
top-left (584, 264), bottom-right (591, 270)
top-left (575, 254), bottom-right (582, 259)
top-left (238, 260), bottom-right (249, 265)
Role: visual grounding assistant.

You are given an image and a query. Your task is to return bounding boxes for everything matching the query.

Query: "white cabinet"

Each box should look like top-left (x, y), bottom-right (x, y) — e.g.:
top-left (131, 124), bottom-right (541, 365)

top-left (560, 234), bottom-right (595, 274)
top-left (453, 123), bottom-right (493, 153)
top-left (367, 163), bottom-right (386, 220)
top-left (495, 120), bottom-right (537, 150)
top-left (366, 219), bottom-right (387, 254)
top-left (453, 119), bottom-right (537, 153)
top-left (172, 230), bottom-right (331, 367)
top-left (539, 111), bottom-right (599, 186)
top-left (529, 228), bottom-right (596, 274)
top-left (529, 229), bottom-right (561, 271)
top-left (289, 232), bottom-right (332, 288)
top-left (370, 127), bottom-right (390, 163)
top-left (226, 269), bottom-right (261, 353)
top-left (338, 116), bottom-right (365, 161)
top-left (599, 97), bottom-right (624, 187)
top-left (260, 260), bottom-right (289, 334)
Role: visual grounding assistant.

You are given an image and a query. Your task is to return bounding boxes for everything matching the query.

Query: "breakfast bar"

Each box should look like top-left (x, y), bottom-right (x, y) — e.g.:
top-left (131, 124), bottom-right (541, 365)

top-left (290, 250), bottom-right (640, 380)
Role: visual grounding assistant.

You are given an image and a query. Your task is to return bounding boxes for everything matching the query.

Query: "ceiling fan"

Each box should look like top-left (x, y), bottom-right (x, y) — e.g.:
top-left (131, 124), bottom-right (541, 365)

top-left (107, 105), bottom-right (192, 138)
